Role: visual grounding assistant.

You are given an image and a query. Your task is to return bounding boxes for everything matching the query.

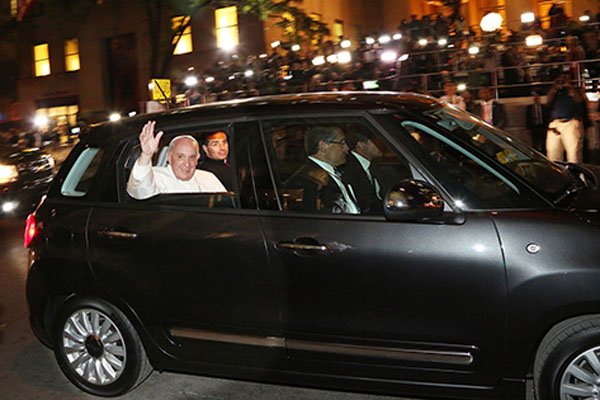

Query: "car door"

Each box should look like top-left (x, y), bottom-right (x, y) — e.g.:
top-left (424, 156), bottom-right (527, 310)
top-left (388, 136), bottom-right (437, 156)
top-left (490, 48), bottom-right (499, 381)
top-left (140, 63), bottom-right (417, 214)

top-left (256, 113), bottom-right (512, 387)
top-left (87, 121), bottom-right (284, 369)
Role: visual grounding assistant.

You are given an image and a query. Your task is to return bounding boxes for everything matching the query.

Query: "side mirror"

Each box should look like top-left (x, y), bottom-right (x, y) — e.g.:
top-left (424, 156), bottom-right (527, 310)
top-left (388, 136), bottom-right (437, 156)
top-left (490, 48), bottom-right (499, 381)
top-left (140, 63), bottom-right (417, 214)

top-left (383, 179), bottom-right (445, 222)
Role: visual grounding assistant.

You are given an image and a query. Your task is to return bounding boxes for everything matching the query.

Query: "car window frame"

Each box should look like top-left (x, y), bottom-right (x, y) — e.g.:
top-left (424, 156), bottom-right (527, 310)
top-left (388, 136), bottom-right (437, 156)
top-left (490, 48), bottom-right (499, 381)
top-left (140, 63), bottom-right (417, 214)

top-left (113, 118), bottom-right (263, 216)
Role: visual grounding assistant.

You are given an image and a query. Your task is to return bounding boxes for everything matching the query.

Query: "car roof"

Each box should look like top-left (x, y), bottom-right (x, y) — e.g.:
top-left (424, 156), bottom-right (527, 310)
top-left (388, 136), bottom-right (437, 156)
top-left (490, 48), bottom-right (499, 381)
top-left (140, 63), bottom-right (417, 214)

top-left (83, 91), bottom-right (441, 146)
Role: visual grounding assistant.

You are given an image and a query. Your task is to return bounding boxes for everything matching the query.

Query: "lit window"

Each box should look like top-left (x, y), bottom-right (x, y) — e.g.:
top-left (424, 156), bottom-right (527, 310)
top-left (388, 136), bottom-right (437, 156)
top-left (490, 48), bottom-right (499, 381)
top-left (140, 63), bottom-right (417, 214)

top-left (65, 39), bottom-right (80, 72)
top-left (172, 16), bottom-right (193, 55)
top-left (34, 43), bottom-right (51, 77)
top-left (10, 0), bottom-right (17, 18)
top-left (333, 20), bottom-right (344, 39)
top-left (215, 6), bottom-right (239, 51)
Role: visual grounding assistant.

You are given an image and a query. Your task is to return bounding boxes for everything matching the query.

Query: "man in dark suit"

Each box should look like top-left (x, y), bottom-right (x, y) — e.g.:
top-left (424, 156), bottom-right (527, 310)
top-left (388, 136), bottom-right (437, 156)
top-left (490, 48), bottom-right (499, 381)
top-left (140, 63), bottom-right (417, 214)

top-left (285, 126), bottom-right (360, 214)
top-left (473, 87), bottom-right (508, 129)
top-left (342, 130), bottom-right (384, 214)
top-left (199, 131), bottom-right (233, 190)
top-left (526, 92), bottom-right (548, 153)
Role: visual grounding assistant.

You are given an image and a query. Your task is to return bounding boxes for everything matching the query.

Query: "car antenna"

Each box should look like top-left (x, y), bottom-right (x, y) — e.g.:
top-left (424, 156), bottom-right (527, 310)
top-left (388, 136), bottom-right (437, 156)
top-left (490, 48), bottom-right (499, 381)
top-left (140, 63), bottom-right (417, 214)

top-left (153, 79), bottom-right (171, 110)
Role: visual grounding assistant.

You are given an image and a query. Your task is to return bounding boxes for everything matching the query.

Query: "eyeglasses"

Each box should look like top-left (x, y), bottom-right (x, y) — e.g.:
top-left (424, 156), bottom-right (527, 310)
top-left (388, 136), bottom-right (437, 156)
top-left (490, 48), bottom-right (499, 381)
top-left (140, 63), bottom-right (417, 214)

top-left (328, 139), bottom-right (347, 146)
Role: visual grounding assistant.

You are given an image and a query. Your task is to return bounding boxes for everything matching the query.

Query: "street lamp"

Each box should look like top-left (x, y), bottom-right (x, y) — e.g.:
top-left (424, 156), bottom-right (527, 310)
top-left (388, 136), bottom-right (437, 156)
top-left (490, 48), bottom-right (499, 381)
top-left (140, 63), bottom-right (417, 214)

top-left (341, 39), bottom-right (352, 49)
top-left (109, 113), bottom-right (121, 122)
top-left (365, 36), bottom-right (375, 45)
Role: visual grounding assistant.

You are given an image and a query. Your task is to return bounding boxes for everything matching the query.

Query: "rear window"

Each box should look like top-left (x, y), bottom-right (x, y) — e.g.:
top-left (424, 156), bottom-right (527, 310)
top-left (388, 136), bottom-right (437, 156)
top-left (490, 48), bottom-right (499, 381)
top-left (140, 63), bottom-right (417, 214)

top-left (61, 147), bottom-right (104, 197)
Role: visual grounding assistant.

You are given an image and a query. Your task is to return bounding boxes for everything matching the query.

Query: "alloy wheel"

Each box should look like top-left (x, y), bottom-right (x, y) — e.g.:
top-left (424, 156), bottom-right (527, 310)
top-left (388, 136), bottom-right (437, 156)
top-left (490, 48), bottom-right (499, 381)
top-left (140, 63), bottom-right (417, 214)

top-left (560, 346), bottom-right (600, 399)
top-left (61, 308), bottom-right (127, 385)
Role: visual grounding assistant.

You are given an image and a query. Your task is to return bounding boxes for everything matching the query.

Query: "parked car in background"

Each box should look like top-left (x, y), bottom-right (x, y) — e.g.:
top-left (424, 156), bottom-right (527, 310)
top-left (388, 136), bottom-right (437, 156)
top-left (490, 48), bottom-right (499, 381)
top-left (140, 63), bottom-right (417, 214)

top-left (25, 92), bottom-right (600, 400)
top-left (0, 144), bottom-right (54, 215)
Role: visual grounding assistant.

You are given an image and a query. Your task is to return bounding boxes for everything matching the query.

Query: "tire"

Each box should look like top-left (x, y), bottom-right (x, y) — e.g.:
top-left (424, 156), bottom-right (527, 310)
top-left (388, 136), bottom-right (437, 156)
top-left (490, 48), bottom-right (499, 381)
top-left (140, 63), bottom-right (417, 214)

top-left (53, 298), bottom-right (153, 396)
top-left (534, 315), bottom-right (600, 400)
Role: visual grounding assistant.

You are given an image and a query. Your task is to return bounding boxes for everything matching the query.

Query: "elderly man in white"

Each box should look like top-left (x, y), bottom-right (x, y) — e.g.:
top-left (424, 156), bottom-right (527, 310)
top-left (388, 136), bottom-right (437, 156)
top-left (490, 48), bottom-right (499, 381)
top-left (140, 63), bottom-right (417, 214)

top-left (127, 121), bottom-right (226, 200)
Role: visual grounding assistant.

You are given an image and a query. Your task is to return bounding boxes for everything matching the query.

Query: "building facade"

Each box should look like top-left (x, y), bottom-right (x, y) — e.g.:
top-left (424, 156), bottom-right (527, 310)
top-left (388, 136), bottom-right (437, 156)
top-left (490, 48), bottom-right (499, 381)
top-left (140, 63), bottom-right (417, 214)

top-left (7, 0), bottom-right (597, 129)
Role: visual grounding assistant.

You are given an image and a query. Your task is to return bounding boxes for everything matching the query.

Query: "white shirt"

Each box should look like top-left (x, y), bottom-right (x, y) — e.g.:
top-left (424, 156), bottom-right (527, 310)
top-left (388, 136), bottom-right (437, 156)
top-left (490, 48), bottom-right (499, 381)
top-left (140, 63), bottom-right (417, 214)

top-left (308, 156), bottom-right (360, 214)
top-left (480, 100), bottom-right (494, 125)
top-left (440, 95), bottom-right (466, 110)
top-left (127, 160), bottom-right (226, 200)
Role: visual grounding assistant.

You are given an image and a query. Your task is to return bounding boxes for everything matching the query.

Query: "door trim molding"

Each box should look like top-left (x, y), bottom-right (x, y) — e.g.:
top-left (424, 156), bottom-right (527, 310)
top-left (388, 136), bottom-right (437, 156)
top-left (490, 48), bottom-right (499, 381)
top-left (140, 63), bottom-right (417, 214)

top-left (170, 327), bottom-right (474, 365)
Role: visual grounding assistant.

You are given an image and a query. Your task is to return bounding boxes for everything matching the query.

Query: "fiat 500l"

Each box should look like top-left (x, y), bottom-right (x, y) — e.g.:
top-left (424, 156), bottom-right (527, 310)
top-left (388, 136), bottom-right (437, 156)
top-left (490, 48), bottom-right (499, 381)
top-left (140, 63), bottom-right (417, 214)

top-left (26, 93), bottom-right (600, 400)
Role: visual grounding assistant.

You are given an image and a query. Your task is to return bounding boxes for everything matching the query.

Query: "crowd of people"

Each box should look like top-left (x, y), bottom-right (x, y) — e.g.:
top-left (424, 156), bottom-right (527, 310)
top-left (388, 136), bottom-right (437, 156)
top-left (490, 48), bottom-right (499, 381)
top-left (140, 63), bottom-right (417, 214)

top-left (180, 4), bottom-right (599, 104)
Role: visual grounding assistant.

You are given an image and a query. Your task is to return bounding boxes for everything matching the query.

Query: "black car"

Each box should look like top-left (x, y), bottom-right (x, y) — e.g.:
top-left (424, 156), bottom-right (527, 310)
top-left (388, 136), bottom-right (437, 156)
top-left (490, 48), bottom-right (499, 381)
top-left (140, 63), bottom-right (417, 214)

top-left (25, 93), bottom-right (600, 400)
top-left (0, 144), bottom-right (54, 215)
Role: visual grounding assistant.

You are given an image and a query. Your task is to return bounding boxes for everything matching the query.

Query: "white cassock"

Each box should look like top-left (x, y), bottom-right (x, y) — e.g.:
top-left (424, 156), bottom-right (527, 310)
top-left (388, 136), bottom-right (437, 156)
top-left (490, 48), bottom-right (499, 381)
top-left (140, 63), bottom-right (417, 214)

top-left (127, 160), bottom-right (226, 200)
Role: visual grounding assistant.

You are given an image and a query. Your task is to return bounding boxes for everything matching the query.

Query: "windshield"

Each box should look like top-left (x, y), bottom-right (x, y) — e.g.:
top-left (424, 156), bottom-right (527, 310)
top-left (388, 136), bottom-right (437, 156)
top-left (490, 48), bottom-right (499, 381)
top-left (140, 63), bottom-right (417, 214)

top-left (412, 106), bottom-right (573, 200)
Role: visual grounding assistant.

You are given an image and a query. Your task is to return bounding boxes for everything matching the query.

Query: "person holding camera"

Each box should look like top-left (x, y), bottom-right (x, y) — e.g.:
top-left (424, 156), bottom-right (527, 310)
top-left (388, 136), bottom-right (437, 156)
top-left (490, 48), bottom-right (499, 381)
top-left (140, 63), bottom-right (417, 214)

top-left (546, 74), bottom-right (587, 163)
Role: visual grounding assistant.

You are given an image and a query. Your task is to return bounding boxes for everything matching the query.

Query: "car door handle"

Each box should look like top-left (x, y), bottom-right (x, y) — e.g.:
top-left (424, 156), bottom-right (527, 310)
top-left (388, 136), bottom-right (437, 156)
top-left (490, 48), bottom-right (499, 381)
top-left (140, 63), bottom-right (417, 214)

top-left (97, 229), bottom-right (138, 240)
top-left (275, 242), bottom-right (330, 252)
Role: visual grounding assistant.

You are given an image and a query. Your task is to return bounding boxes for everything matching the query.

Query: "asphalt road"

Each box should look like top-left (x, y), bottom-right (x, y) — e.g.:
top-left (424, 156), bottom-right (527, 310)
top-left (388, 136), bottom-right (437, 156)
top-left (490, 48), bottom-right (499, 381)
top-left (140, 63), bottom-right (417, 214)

top-left (0, 216), bottom-right (408, 400)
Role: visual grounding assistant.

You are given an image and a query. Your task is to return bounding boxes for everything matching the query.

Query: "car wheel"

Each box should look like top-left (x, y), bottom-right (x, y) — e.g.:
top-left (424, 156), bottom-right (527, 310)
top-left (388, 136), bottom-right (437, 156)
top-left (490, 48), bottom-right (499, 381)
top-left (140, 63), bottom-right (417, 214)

top-left (53, 298), bottom-right (152, 396)
top-left (534, 315), bottom-right (600, 400)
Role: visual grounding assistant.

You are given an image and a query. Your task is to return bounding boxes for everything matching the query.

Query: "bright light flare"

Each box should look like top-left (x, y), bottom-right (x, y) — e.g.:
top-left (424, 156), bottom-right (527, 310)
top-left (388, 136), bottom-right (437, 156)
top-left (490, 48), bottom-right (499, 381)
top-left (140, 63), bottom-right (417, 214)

top-left (184, 76), bottom-right (198, 87)
top-left (337, 51), bottom-right (352, 64)
top-left (526, 34), bottom-right (543, 47)
top-left (480, 12), bottom-right (503, 32)
top-left (521, 12), bottom-right (535, 23)
top-left (109, 113), bottom-right (121, 122)
top-left (381, 50), bottom-right (398, 63)
top-left (312, 55), bottom-right (325, 66)
top-left (33, 115), bottom-right (48, 128)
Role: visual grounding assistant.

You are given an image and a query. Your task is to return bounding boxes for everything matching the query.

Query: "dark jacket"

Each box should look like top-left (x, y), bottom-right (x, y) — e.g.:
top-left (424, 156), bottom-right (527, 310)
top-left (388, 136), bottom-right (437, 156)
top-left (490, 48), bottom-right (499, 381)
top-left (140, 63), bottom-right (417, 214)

top-left (341, 152), bottom-right (382, 215)
top-left (472, 101), bottom-right (508, 129)
top-left (200, 158), bottom-right (233, 191)
top-left (285, 159), bottom-right (346, 213)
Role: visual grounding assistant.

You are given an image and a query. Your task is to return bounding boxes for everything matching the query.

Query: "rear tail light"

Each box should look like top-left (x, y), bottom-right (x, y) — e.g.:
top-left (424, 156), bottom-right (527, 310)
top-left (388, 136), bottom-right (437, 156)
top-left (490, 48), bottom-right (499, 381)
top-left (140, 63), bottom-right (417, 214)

top-left (24, 213), bottom-right (37, 248)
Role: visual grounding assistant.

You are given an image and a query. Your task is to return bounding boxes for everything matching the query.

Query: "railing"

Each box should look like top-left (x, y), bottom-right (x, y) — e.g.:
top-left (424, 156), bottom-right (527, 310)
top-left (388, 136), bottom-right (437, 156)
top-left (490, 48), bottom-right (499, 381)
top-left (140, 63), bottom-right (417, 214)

top-left (200, 56), bottom-right (599, 104)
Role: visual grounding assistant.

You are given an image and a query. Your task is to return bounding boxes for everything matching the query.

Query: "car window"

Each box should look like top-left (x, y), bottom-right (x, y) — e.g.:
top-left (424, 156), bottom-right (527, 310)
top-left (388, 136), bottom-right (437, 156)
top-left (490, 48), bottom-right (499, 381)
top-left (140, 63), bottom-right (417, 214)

top-left (122, 126), bottom-right (238, 209)
top-left (60, 147), bottom-right (104, 198)
top-left (385, 115), bottom-right (542, 209)
top-left (421, 107), bottom-right (572, 200)
top-left (260, 117), bottom-right (414, 215)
